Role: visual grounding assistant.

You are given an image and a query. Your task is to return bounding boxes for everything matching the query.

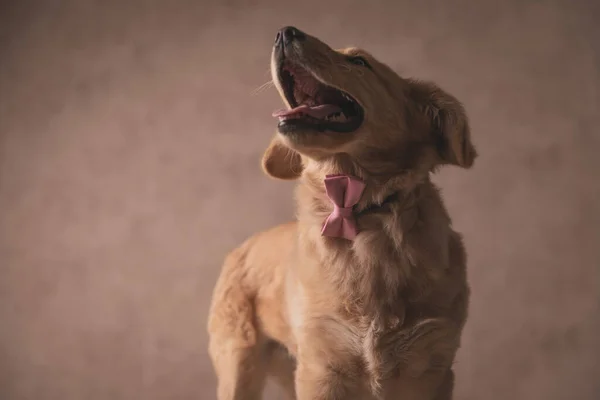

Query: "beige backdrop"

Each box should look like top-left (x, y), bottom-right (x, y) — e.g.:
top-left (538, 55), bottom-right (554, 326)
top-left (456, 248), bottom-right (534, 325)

top-left (1, 1), bottom-right (599, 399)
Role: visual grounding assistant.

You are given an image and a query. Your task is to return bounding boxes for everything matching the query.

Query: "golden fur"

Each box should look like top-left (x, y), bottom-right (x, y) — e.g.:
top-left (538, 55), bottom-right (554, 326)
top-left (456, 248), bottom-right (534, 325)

top-left (207, 28), bottom-right (476, 399)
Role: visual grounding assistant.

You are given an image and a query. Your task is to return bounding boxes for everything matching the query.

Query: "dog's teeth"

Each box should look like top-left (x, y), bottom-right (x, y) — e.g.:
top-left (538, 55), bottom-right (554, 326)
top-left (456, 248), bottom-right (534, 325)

top-left (325, 112), bottom-right (347, 122)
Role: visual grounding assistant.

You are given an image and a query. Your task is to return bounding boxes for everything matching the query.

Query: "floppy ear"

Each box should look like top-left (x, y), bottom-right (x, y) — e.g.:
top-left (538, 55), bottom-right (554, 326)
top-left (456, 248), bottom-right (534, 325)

top-left (411, 80), bottom-right (477, 168)
top-left (261, 135), bottom-right (304, 180)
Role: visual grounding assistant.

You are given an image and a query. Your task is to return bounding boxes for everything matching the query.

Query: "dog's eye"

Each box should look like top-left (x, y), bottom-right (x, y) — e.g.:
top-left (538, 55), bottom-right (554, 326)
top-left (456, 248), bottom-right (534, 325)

top-left (348, 56), bottom-right (370, 68)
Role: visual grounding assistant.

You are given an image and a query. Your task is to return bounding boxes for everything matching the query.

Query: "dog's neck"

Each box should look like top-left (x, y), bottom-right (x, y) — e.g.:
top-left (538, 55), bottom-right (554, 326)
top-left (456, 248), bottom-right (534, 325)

top-left (294, 161), bottom-right (439, 320)
top-left (295, 158), bottom-right (428, 241)
top-left (294, 155), bottom-right (457, 323)
top-left (299, 156), bottom-right (425, 210)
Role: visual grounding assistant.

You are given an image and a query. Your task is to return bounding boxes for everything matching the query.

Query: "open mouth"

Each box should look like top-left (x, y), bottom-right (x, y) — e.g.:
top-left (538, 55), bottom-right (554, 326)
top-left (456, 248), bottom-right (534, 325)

top-left (272, 61), bottom-right (364, 133)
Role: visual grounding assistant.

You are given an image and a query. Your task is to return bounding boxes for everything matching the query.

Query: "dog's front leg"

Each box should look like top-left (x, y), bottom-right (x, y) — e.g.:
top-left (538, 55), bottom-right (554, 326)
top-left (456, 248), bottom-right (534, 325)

top-left (207, 251), bottom-right (268, 400)
top-left (209, 340), bottom-right (267, 400)
top-left (379, 369), bottom-right (454, 400)
top-left (294, 316), bottom-right (363, 400)
top-left (295, 360), bottom-right (360, 400)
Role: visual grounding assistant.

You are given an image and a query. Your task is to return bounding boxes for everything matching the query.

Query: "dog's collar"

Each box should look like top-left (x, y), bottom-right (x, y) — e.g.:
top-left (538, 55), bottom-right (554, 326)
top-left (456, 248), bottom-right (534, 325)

top-left (356, 191), bottom-right (400, 215)
top-left (320, 174), bottom-right (402, 240)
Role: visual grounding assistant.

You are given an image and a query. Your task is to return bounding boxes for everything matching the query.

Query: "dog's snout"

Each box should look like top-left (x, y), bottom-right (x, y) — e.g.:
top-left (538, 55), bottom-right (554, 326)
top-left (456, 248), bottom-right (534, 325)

top-left (275, 26), bottom-right (306, 46)
top-left (283, 26), bottom-right (306, 42)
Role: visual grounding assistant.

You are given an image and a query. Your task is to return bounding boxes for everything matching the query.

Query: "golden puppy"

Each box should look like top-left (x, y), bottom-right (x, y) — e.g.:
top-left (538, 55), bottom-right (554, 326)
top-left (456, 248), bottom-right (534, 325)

top-left (208, 26), bottom-right (476, 400)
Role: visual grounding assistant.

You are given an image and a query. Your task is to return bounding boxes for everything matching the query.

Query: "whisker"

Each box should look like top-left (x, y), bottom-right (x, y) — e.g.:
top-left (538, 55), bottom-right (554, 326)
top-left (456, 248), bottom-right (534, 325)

top-left (251, 80), bottom-right (274, 96)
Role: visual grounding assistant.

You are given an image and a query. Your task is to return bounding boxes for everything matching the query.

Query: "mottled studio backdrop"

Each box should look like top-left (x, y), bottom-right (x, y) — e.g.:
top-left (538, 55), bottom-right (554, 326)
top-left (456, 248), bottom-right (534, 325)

top-left (0, 1), bottom-right (599, 399)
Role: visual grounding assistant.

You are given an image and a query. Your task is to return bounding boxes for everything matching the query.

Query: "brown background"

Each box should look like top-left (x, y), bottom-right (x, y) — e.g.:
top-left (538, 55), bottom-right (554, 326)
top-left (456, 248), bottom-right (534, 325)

top-left (1, 0), bottom-right (599, 399)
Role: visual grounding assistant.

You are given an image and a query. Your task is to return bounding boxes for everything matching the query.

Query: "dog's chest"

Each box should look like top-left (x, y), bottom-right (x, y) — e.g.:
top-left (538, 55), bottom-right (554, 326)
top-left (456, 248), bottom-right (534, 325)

top-left (285, 282), bottom-right (456, 384)
top-left (284, 268), bottom-right (304, 352)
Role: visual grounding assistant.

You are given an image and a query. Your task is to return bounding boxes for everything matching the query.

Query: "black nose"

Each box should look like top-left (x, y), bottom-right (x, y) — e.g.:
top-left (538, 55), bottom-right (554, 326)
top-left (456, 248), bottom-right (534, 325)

top-left (275, 26), bottom-right (306, 46)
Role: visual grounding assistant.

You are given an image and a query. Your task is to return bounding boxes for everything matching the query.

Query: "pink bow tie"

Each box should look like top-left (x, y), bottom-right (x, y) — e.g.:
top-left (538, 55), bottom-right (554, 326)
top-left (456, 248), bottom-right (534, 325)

top-left (321, 174), bottom-right (366, 240)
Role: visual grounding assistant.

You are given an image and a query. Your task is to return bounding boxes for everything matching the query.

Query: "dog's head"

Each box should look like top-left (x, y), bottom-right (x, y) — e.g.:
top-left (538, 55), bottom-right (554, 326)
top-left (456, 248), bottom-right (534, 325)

top-left (263, 27), bottom-right (476, 182)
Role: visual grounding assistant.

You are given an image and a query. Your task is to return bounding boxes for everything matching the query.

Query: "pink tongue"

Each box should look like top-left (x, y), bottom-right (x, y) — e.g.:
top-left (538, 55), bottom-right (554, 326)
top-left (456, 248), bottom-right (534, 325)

top-left (272, 104), bottom-right (342, 119)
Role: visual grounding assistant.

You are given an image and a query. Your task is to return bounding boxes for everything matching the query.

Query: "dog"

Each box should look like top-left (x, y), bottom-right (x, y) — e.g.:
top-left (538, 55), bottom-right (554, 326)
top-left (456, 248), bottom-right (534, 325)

top-left (207, 26), bottom-right (476, 400)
